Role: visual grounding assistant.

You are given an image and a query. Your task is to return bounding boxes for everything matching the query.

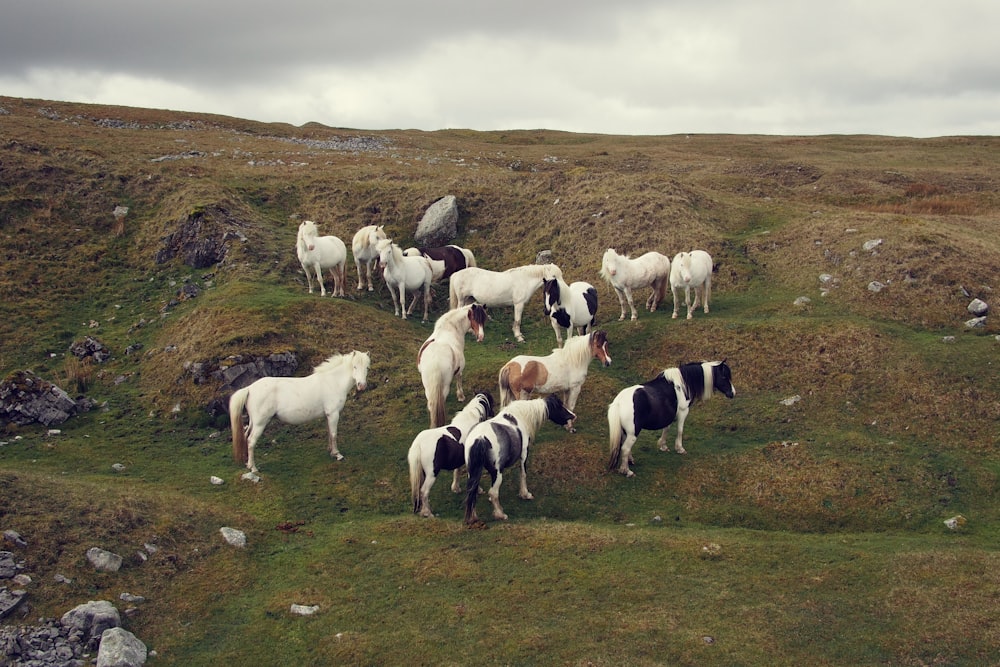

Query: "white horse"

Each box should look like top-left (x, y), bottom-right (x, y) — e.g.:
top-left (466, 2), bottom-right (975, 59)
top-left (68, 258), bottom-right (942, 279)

top-left (418, 304), bottom-right (488, 427)
top-left (229, 351), bottom-right (370, 474)
top-left (296, 220), bottom-right (347, 297)
top-left (352, 224), bottom-right (387, 291)
top-left (498, 330), bottom-right (612, 432)
top-left (599, 248), bottom-right (671, 321)
top-left (449, 263), bottom-right (563, 342)
top-left (377, 239), bottom-right (434, 322)
top-left (670, 250), bottom-right (714, 319)
top-left (542, 277), bottom-right (598, 347)
top-left (408, 391), bottom-right (495, 518)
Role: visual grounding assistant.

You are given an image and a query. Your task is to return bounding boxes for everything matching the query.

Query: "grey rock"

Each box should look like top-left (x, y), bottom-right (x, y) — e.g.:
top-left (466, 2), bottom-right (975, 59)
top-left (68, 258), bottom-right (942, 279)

top-left (87, 548), bottom-right (123, 572)
top-left (61, 600), bottom-right (121, 649)
top-left (96, 627), bottom-right (147, 667)
top-left (414, 195), bottom-right (459, 247)
top-left (968, 298), bottom-right (989, 316)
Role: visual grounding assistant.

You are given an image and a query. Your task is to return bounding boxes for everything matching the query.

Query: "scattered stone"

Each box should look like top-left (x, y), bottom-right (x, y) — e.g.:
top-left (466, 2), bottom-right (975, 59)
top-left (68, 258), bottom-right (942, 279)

top-left (61, 600), bottom-right (121, 649)
top-left (54, 573), bottom-right (72, 584)
top-left (87, 548), bottom-right (124, 572)
top-left (535, 250), bottom-right (555, 265)
top-left (0, 369), bottom-right (94, 426)
top-left (96, 627), bottom-right (147, 667)
top-left (119, 593), bottom-right (145, 605)
top-left (69, 336), bottom-right (112, 363)
top-left (793, 296), bottom-right (811, 306)
top-left (210, 476), bottom-right (225, 485)
top-left (942, 336), bottom-right (956, 343)
top-left (290, 604), bottom-right (320, 616)
top-left (968, 298), bottom-right (989, 316)
top-left (0, 587), bottom-right (26, 620)
top-left (818, 273), bottom-right (834, 284)
top-left (862, 238), bottom-right (883, 252)
top-left (3, 530), bottom-right (27, 547)
top-left (0, 551), bottom-right (19, 578)
top-left (965, 316), bottom-right (987, 329)
top-left (700, 543), bottom-right (723, 560)
top-left (779, 395), bottom-right (801, 406)
top-left (220, 527), bottom-right (246, 548)
top-left (112, 463), bottom-right (126, 472)
top-left (241, 471), bottom-right (260, 483)
top-left (867, 281), bottom-right (886, 293)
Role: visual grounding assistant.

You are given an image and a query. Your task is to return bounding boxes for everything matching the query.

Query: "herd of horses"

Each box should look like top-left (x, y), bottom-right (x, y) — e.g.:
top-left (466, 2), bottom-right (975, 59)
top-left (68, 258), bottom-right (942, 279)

top-left (232, 220), bottom-right (736, 524)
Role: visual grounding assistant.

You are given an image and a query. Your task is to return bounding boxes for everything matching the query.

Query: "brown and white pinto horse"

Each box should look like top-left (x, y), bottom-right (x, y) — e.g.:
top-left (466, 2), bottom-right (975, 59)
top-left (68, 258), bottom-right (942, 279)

top-left (497, 330), bottom-right (611, 432)
top-left (404, 245), bottom-right (477, 282)
top-left (417, 304), bottom-right (488, 427)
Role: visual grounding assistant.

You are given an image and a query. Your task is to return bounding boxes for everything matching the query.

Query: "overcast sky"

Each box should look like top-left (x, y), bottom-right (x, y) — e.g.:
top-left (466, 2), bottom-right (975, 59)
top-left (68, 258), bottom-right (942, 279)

top-left (2, 1), bottom-right (998, 137)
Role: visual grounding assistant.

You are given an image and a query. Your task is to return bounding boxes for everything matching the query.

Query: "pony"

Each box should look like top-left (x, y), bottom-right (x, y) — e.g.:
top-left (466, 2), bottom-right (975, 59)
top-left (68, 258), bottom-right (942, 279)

top-left (229, 351), bottom-right (371, 474)
top-left (670, 250), bottom-right (714, 320)
top-left (464, 394), bottom-right (576, 524)
top-left (352, 224), bottom-right (388, 291)
top-left (542, 277), bottom-right (598, 347)
top-left (296, 220), bottom-right (347, 297)
top-left (497, 330), bottom-right (611, 432)
top-left (449, 263), bottom-right (563, 342)
top-left (418, 303), bottom-right (488, 427)
top-left (376, 239), bottom-right (434, 322)
top-left (407, 391), bottom-right (495, 517)
top-left (403, 245), bottom-right (477, 282)
top-left (608, 360), bottom-right (735, 477)
top-left (599, 248), bottom-right (672, 321)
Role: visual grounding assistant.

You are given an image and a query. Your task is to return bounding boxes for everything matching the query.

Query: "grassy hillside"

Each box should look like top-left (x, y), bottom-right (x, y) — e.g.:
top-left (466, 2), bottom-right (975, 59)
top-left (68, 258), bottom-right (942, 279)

top-left (1, 96), bottom-right (999, 665)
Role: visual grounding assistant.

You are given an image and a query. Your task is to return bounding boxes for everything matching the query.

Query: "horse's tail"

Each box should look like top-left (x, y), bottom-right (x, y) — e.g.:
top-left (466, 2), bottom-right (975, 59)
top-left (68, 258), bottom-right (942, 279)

top-left (653, 273), bottom-right (670, 311)
top-left (229, 387), bottom-right (251, 465)
top-left (498, 364), bottom-right (516, 408)
top-left (607, 398), bottom-right (624, 471)
top-left (407, 439), bottom-right (425, 514)
top-left (465, 436), bottom-right (488, 523)
top-left (424, 370), bottom-right (447, 428)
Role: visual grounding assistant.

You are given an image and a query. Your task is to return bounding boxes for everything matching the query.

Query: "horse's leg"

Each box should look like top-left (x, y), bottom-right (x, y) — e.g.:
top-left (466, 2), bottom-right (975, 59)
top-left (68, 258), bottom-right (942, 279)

top-left (326, 411), bottom-right (344, 460)
top-left (315, 264), bottom-right (327, 297)
top-left (686, 285), bottom-right (694, 319)
top-left (512, 302), bottom-right (525, 342)
top-left (702, 278), bottom-right (711, 313)
top-left (619, 433), bottom-right (638, 477)
top-left (355, 259), bottom-right (365, 290)
top-left (518, 458), bottom-right (533, 500)
top-left (302, 262), bottom-right (315, 294)
top-left (454, 368), bottom-right (465, 402)
top-left (550, 318), bottom-right (564, 347)
top-left (406, 289), bottom-right (420, 316)
top-left (624, 287), bottom-right (638, 320)
top-left (420, 470), bottom-right (436, 518)
top-left (487, 470), bottom-right (508, 520)
top-left (673, 402), bottom-right (690, 453)
top-left (245, 418), bottom-right (269, 474)
top-left (564, 386), bottom-right (582, 432)
top-left (421, 284), bottom-right (431, 323)
top-left (671, 284), bottom-right (681, 319)
top-left (657, 428), bottom-right (672, 452)
top-left (613, 287), bottom-right (627, 321)
top-left (450, 468), bottom-right (462, 493)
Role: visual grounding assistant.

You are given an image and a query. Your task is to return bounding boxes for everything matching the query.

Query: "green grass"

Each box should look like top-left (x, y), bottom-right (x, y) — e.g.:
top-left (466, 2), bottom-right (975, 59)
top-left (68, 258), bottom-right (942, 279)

top-left (2, 96), bottom-right (1000, 665)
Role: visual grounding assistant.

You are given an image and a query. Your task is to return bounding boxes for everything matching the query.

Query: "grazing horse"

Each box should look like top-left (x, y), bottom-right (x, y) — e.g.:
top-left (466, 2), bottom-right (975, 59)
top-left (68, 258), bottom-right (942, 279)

top-left (296, 220), bottom-right (347, 297)
top-left (418, 304), bottom-right (488, 427)
top-left (376, 239), bottom-right (434, 322)
top-left (229, 351), bottom-right (370, 474)
top-left (464, 394), bottom-right (576, 524)
top-left (497, 330), bottom-right (611, 432)
top-left (670, 250), bottom-right (714, 320)
top-left (449, 263), bottom-right (563, 342)
top-left (608, 360), bottom-right (735, 477)
top-left (408, 392), bottom-right (495, 517)
top-left (599, 248), bottom-right (671, 321)
top-left (403, 245), bottom-right (477, 282)
top-left (352, 224), bottom-right (388, 291)
top-left (542, 277), bottom-right (598, 346)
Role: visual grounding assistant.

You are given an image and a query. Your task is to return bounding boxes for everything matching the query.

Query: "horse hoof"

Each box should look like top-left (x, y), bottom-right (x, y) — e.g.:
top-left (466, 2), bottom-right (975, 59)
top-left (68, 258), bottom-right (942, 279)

top-left (334, 453), bottom-right (345, 461)
top-left (625, 470), bottom-right (635, 478)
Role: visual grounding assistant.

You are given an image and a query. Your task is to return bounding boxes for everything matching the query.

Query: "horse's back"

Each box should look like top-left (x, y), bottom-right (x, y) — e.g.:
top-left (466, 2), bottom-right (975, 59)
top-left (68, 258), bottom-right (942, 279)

top-left (632, 376), bottom-right (680, 431)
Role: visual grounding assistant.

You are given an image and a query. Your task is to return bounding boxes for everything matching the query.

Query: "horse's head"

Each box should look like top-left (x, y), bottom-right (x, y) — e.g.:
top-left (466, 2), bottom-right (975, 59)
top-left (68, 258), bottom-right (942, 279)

top-left (544, 394), bottom-right (576, 427)
top-left (591, 330), bottom-right (612, 368)
top-left (468, 304), bottom-right (487, 342)
top-left (375, 238), bottom-right (394, 266)
top-left (542, 278), bottom-right (560, 314)
top-left (299, 220), bottom-right (318, 251)
top-left (370, 225), bottom-right (387, 246)
top-left (352, 351), bottom-right (371, 392)
top-left (601, 249), bottom-right (618, 277)
top-left (673, 252), bottom-right (692, 282)
top-left (712, 359), bottom-right (735, 399)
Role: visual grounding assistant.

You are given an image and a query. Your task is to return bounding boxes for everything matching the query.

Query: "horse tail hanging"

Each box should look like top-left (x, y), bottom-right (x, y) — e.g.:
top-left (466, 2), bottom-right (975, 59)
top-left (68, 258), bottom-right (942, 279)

top-left (426, 374), bottom-right (447, 428)
top-left (407, 441), bottom-right (425, 514)
top-left (448, 277), bottom-right (461, 310)
top-left (607, 398), bottom-right (624, 471)
top-left (464, 436), bottom-right (489, 523)
top-left (497, 364), bottom-right (517, 407)
top-left (229, 387), bottom-right (251, 464)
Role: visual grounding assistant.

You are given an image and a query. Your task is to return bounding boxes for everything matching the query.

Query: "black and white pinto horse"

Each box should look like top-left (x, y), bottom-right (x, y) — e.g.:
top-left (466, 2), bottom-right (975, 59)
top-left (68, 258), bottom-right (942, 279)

top-left (608, 360), bottom-right (735, 477)
top-left (464, 394), bottom-right (575, 524)
top-left (408, 392), bottom-right (495, 518)
top-left (542, 277), bottom-right (598, 347)
top-left (404, 245), bottom-right (477, 283)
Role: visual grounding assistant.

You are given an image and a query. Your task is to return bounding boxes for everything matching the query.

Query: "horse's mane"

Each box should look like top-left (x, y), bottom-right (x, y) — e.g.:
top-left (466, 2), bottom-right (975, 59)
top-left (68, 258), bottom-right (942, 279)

top-left (555, 332), bottom-right (596, 366)
top-left (312, 351), bottom-right (355, 375)
top-left (599, 249), bottom-right (624, 282)
top-left (663, 362), bottom-right (715, 402)
top-left (500, 397), bottom-right (549, 435)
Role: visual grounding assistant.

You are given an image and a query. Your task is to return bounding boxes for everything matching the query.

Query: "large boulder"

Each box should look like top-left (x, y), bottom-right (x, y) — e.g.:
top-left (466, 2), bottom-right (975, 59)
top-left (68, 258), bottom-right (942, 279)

top-left (60, 600), bottom-right (121, 650)
top-left (414, 195), bottom-right (459, 247)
